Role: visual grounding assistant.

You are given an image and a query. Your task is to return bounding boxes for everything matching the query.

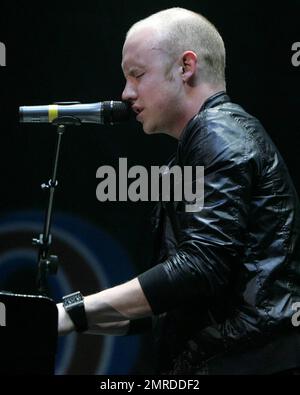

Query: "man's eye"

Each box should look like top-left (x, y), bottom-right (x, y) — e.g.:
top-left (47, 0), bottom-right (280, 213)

top-left (136, 73), bottom-right (145, 79)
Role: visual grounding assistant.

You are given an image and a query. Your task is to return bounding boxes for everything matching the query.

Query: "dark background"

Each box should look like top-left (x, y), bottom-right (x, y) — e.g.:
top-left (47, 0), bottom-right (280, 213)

top-left (0, 0), bottom-right (299, 374)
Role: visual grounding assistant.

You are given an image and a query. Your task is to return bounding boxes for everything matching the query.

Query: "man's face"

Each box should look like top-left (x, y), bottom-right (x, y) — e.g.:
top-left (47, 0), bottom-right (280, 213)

top-left (121, 28), bottom-right (184, 136)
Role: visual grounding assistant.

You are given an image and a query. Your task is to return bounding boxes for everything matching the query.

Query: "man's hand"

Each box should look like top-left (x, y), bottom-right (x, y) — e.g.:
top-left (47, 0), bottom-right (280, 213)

top-left (57, 302), bottom-right (75, 335)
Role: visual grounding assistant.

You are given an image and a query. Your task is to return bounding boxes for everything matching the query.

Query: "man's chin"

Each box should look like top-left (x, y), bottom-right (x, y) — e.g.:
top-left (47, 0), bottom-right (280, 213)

top-left (142, 123), bottom-right (165, 135)
top-left (142, 124), bottom-right (155, 135)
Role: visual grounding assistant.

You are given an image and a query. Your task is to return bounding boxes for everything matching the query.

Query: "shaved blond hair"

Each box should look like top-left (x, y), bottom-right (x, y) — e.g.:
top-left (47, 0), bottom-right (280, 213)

top-left (126, 8), bottom-right (226, 89)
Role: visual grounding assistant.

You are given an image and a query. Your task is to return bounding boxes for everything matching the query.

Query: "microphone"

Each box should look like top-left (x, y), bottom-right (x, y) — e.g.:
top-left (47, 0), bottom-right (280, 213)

top-left (19, 101), bottom-right (131, 125)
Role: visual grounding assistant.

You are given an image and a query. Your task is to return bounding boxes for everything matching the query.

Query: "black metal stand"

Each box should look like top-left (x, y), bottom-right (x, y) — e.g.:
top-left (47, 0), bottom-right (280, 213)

top-left (33, 116), bottom-right (81, 296)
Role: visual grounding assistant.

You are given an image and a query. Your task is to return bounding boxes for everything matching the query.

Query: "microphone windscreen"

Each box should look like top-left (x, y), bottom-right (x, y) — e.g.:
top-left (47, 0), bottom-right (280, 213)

top-left (102, 101), bottom-right (131, 125)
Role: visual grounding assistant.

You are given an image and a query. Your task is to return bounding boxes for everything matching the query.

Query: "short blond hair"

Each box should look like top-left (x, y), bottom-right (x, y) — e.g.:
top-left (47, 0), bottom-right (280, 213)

top-left (127, 7), bottom-right (226, 88)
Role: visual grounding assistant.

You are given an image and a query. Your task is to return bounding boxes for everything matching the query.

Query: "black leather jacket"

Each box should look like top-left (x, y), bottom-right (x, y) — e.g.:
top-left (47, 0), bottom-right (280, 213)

top-left (138, 92), bottom-right (300, 374)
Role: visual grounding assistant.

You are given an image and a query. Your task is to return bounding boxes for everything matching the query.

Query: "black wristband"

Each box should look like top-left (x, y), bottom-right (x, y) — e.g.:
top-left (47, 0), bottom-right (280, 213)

top-left (62, 291), bottom-right (88, 333)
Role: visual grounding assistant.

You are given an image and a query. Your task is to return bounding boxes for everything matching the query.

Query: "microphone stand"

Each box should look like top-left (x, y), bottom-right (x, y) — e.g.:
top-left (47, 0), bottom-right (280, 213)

top-left (32, 116), bottom-right (81, 296)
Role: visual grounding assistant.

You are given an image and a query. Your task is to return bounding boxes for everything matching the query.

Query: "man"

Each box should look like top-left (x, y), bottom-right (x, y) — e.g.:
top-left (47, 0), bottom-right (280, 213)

top-left (58, 8), bottom-right (300, 374)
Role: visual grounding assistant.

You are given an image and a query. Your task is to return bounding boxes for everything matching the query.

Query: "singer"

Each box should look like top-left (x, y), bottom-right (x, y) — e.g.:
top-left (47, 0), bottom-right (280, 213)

top-left (57, 8), bottom-right (300, 375)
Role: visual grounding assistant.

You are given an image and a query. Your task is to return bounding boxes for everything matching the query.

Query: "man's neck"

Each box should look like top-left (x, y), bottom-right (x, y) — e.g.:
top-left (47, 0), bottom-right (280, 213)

top-left (171, 84), bottom-right (225, 140)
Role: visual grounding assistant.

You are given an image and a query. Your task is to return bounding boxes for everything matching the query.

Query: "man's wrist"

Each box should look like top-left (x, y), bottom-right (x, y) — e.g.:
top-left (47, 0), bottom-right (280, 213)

top-left (62, 291), bottom-right (88, 333)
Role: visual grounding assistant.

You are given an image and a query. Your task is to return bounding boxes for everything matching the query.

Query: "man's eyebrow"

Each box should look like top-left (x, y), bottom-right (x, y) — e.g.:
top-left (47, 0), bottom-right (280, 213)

top-left (122, 66), bottom-right (144, 76)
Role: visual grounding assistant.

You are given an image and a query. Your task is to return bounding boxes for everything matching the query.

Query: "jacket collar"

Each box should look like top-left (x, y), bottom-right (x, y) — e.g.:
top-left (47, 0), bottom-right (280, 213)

top-left (199, 91), bottom-right (230, 113)
top-left (179, 91), bottom-right (230, 143)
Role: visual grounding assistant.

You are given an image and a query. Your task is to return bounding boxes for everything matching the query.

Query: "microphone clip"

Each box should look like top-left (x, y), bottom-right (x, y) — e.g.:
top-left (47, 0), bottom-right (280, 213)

top-left (52, 102), bottom-right (82, 125)
top-left (52, 116), bottom-right (82, 126)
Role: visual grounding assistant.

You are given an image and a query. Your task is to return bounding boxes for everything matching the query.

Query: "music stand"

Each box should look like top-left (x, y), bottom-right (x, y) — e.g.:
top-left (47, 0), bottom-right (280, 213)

top-left (0, 291), bottom-right (58, 374)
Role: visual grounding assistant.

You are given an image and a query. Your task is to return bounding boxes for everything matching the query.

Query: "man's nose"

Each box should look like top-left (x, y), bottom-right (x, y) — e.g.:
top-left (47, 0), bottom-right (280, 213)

top-left (122, 81), bottom-right (137, 102)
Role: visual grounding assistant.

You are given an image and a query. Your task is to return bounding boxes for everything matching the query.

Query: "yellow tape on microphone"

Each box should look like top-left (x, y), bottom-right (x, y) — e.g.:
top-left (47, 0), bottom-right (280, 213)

top-left (48, 105), bottom-right (58, 123)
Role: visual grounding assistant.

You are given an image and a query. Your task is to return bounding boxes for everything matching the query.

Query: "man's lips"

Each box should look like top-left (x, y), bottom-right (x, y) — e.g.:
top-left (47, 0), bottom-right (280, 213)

top-left (132, 105), bottom-right (143, 114)
top-left (135, 109), bottom-right (144, 121)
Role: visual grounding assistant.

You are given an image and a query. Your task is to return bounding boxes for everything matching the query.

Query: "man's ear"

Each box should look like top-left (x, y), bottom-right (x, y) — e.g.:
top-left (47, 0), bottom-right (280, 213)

top-left (181, 51), bottom-right (198, 83)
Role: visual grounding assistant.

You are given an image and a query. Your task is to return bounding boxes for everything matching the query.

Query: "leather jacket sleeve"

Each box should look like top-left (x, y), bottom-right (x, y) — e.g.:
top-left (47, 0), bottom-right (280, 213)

top-left (139, 111), bottom-right (257, 315)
